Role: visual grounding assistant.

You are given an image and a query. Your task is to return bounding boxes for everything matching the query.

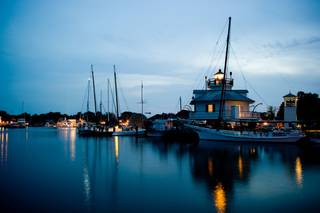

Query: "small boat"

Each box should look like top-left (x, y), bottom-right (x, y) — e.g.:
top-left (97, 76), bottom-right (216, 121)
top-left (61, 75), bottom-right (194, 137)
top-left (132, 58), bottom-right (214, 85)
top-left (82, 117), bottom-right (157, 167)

top-left (147, 119), bottom-right (176, 137)
top-left (78, 123), bottom-right (113, 137)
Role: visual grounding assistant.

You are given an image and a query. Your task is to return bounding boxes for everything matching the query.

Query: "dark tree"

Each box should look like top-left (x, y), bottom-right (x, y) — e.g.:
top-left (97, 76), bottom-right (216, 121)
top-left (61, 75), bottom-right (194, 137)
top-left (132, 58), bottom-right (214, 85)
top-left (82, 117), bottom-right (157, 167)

top-left (176, 110), bottom-right (190, 119)
top-left (297, 91), bottom-right (320, 121)
top-left (276, 102), bottom-right (284, 120)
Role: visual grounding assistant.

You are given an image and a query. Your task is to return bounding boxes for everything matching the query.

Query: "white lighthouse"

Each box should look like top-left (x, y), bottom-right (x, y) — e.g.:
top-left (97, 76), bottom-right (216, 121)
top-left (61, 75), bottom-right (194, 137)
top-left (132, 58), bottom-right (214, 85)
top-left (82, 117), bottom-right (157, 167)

top-left (283, 92), bottom-right (298, 128)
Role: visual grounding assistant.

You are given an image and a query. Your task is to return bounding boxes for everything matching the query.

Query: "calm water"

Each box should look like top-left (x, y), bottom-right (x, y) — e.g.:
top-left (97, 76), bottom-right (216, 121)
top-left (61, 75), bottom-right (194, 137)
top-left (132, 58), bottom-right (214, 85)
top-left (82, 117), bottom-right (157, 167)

top-left (1, 127), bottom-right (320, 212)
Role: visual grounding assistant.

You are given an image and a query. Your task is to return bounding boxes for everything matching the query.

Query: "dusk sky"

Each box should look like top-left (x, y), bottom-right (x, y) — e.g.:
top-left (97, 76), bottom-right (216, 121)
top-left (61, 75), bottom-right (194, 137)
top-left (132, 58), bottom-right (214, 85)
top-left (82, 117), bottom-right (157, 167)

top-left (1, 0), bottom-right (319, 115)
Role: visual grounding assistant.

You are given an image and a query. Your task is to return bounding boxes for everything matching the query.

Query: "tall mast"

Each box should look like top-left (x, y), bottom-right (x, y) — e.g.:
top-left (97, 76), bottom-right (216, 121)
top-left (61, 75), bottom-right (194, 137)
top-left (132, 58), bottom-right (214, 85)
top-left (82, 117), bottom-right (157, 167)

top-left (107, 78), bottom-right (110, 122)
top-left (86, 78), bottom-right (90, 114)
top-left (91, 64), bottom-right (97, 116)
top-left (114, 65), bottom-right (119, 119)
top-left (141, 81), bottom-right (144, 114)
top-left (99, 89), bottom-right (103, 114)
top-left (218, 17), bottom-right (231, 122)
top-left (179, 96), bottom-right (182, 111)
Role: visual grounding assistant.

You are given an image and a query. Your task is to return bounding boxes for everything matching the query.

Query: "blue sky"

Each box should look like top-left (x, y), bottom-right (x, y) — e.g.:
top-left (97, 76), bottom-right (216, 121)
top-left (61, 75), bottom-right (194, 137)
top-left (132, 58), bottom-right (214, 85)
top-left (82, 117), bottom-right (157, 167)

top-left (1, 0), bottom-right (319, 115)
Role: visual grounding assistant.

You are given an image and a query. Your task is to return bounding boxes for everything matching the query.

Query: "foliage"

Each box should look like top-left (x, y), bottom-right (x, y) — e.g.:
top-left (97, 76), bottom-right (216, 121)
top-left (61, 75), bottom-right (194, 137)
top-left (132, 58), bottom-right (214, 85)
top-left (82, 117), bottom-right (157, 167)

top-left (276, 102), bottom-right (284, 120)
top-left (275, 91), bottom-right (320, 129)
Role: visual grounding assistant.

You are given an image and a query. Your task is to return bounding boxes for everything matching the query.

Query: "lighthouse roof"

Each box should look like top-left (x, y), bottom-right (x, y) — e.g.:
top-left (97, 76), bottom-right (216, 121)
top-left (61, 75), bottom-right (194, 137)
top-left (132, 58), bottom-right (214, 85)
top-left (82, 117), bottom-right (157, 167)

top-left (190, 90), bottom-right (254, 104)
top-left (283, 92), bottom-right (296, 98)
top-left (214, 69), bottom-right (224, 75)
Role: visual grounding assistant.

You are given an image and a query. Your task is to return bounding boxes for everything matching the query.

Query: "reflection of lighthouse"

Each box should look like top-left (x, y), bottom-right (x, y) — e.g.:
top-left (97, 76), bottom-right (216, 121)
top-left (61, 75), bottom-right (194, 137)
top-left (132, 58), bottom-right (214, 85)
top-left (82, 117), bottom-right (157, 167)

top-left (283, 92), bottom-right (298, 128)
top-left (213, 183), bottom-right (227, 213)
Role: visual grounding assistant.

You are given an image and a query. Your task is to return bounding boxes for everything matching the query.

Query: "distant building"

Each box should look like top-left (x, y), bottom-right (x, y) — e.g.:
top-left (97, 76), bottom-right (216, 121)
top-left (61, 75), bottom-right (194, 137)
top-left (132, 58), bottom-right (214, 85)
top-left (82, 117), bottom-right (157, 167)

top-left (56, 118), bottom-right (77, 128)
top-left (283, 92), bottom-right (298, 128)
top-left (190, 69), bottom-right (258, 121)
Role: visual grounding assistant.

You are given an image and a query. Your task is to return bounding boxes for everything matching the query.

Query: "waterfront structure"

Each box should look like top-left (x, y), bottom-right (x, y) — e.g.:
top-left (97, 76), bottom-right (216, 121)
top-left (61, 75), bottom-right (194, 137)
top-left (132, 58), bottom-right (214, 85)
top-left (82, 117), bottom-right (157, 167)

top-left (189, 69), bottom-right (257, 121)
top-left (186, 17), bottom-right (304, 143)
top-left (283, 92), bottom-right (298, 128)
top-left (189, 17), bottom-right (257, 122)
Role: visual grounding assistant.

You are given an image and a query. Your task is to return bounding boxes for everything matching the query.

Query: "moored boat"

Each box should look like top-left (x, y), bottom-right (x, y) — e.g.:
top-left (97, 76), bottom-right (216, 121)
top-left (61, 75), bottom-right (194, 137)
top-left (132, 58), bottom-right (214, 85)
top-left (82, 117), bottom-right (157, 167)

top-left (112, 127), bottom-right (146, 136)
top-left (185, 124), bottom-right (304, 143)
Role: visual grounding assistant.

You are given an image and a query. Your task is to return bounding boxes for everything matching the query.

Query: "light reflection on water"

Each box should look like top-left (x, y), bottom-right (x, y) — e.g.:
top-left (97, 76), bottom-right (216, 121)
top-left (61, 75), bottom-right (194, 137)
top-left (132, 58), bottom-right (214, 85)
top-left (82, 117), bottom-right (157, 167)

top-left (70, 128), bottom-right (76, 161)
top-left (238, 155), bottom-right (243, 178)
top-left (114, 136), bottom-right (119, 163)
top-left (0, 129), bottom-right (8, 165)
top-left (295, 157), bottom-right (303, 187)
top-left (58, 128), bottom-right (77, 161)
top-left (82, 139), bottom-right (91, 208)
top-left (213, 183), bottom-right (226, 213)
top-left (1, 128), bottom-right (320, 213)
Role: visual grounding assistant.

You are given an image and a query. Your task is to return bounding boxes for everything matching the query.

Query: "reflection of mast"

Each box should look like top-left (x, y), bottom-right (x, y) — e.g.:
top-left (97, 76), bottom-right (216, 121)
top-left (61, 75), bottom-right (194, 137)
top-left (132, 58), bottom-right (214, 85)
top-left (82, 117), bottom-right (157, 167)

top-left (82, 140), bottom-right (91, 208)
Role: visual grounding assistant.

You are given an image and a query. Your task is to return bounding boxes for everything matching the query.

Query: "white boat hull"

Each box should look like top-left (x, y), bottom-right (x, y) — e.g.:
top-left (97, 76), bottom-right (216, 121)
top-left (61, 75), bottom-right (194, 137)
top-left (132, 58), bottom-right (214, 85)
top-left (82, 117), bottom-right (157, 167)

top-left (185, 124), bottom-right (304, 143)
top-left (112, 129), bottom-right (146, 136)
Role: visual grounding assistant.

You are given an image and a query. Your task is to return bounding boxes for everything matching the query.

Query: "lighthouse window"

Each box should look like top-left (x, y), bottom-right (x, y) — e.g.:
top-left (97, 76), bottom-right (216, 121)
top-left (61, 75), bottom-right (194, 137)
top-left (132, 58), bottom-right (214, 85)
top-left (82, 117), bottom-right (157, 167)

top-left (207, 104), bottom-right (215, 112)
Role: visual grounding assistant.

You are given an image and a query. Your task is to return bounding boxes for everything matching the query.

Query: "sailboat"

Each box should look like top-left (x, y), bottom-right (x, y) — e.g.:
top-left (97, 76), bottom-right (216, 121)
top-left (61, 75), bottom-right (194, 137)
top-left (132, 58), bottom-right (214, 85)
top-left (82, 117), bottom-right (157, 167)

top-left (184, 17), bottom-right (304, 143)
top-left (112, 66), bottom-right (146, 136)
top-left (78, 65), bottom-right (112, 136)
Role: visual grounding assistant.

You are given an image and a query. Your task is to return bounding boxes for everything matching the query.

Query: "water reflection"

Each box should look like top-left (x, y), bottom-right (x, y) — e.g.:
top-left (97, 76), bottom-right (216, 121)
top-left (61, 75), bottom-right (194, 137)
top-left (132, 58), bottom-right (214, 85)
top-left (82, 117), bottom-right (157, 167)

top-left (82, 139), bottom-right (91, 208)
top-left (114, 136), bottom-right (119, 163)
top-left (208, 158), bottom-right (214, 176)
top-left (25, 127), bottom-right (28, 142)
top-left (74, 135), bottom-right (320, 212)
top-left (70, 128), bottom-right (76, 161)
top-left (80, 137), bottom-right (121, 212)
top-left (186, 142), bottom-right (314, 212)
top-left (295, 157), bottom-right (303, 187)
top-left (0, 128), bottom-right (8, 165)
top-left (58, 128), bottom-right (77, 161)
top-left (238, 155), bottom-right (243, 178)
top-left (213, 183), bottom-right (226, 213)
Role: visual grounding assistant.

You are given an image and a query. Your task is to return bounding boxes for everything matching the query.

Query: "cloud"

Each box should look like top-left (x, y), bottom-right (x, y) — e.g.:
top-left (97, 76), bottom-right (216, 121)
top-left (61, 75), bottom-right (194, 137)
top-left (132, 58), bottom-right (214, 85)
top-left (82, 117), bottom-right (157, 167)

top-left (263, 36), bottom-right (320, 49)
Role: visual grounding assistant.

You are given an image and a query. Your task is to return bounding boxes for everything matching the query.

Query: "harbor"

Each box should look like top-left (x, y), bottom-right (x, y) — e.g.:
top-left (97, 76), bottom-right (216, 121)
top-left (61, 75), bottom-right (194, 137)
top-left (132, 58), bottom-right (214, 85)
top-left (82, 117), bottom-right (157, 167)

top-left (1, 1), bottom-right (320, 212)
top-left (1, 127), bottom-right (320, 212)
